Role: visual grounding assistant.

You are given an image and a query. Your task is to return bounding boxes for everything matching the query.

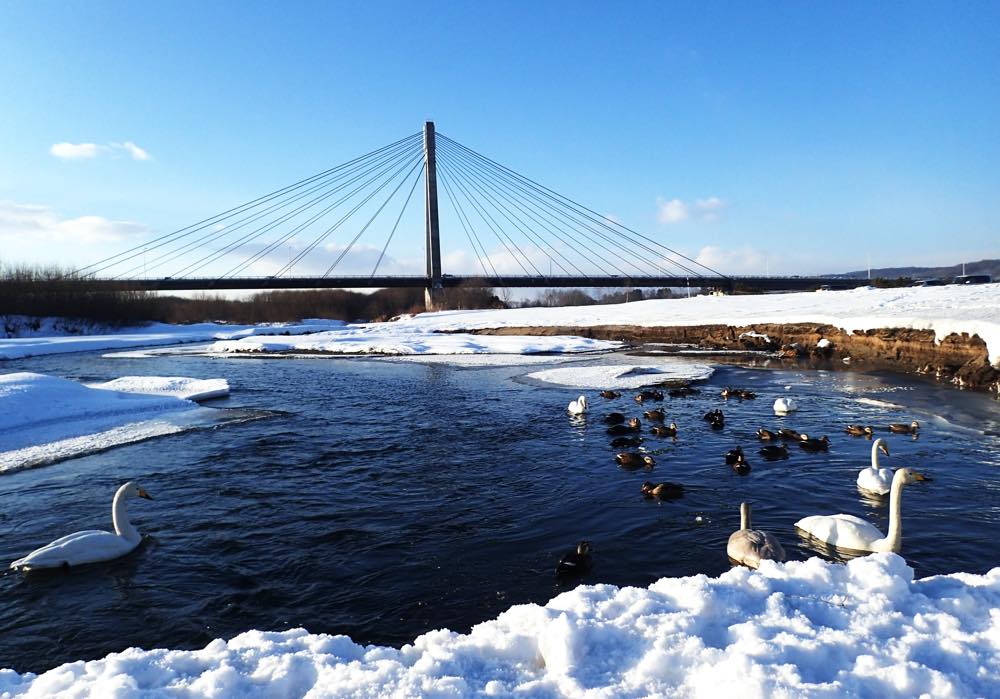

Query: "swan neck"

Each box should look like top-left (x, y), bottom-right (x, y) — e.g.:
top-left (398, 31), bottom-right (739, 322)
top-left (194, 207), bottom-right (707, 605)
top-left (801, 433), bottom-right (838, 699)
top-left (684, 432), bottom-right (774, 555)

top-left (870, 440), bottom-right (881, 469)
top-left (884, 472), bottom-right (906, 551)
top-left (740, 503), bottom-right (751, 530)
top-left (112, 487), bottom-right (139, 542)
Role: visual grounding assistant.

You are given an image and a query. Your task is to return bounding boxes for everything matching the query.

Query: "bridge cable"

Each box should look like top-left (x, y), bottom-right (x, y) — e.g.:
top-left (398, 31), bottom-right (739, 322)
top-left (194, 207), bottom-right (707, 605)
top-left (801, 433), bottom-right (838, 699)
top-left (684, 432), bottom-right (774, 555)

top-left (174, 138), bottom-right (424, 278)
top-left (437, 149), bottom-right (579, 277)
top-left (437, 142), bottom-right (615, 277)
top-left (273, 150), bottom-right (425, 278)
top-left (437, 139), bottom-right (650, 277)
top-left (77, 131), bottom-right (421, 276)
top-left (323, 156), bottom-right (425, 277)
top-left (435, 149), bottom-right (543, 278)
top-left (371, 162), bottom-right (425, 278)
top-left (124, 136), bottom-right (425, 279)
top-left (438, 132), bottom-right (728, 280)
top-left (438, 167), bottom-right (497, 279)
top-left (217, 141), bottom-right (425, 278)
top-left (438, 136), bottom-right (678, 278)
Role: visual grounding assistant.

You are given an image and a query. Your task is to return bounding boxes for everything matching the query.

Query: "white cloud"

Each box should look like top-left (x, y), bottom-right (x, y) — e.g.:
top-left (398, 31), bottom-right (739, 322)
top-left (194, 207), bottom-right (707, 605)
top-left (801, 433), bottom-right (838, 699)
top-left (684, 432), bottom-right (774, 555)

top-left (694, 245), bottom-right (767, 274)
top-left (49, 141), bottom-right (152, 161)
top-left (113, 141), bottom-right (151, 161)
top-left (656, 196), bottom-right (726, 224)
top-left (0, 201), bottom-right (152, 245)
top-left (49, 142), bottom-right (102, 159)
top-left (656, 197), bottom-right (689, 224)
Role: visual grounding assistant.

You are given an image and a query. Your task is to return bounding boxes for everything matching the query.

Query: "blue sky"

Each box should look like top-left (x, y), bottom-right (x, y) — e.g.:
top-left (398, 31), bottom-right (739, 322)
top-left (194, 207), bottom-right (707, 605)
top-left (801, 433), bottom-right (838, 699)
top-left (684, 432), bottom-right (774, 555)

top-left (1, 1), bottom-right (997, 278)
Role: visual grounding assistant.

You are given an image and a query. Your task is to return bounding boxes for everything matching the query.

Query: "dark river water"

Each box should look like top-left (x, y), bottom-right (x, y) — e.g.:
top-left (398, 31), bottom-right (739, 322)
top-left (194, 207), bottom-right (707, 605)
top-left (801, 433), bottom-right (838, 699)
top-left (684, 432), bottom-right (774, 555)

top-left (1, 348), bottom-right (999, 673)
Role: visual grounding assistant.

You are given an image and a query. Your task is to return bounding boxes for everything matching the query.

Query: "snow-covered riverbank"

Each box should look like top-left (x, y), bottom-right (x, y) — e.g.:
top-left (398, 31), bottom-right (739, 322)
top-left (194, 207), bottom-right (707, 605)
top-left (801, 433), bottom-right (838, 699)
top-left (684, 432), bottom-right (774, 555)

top-left (3, 553), bottom-right (997, 697)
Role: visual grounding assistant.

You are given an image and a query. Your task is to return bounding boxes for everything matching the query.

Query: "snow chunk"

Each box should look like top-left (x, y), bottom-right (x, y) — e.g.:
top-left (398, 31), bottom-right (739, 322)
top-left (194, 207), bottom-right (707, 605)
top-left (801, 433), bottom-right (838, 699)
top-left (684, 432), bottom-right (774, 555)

top-left (817, 338), bottom-right (832, 349)
top-left (88, 376), bottom-right (230, 402)
top-left (527, 362), bottom-right (713, 389)
top-left (3, 554), bottom-right (998, 697)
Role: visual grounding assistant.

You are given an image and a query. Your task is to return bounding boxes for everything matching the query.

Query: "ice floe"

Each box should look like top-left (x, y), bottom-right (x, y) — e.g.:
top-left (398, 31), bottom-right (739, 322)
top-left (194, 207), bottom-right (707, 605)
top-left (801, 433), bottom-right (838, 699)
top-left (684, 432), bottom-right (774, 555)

top-left (527, 362), bottom-right (713, 389)
top-left (0, 372), bottom-right (238, 473)
top-left (2, 553), bottom-right (997, 697)
top-left (87, 376), bottom-right (230, 401)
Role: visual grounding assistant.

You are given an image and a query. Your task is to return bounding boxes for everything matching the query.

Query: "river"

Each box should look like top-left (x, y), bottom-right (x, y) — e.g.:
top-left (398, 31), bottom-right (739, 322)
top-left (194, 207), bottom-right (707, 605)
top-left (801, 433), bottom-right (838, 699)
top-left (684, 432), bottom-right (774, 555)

top-left (1, 348), bottom-right (998, 673)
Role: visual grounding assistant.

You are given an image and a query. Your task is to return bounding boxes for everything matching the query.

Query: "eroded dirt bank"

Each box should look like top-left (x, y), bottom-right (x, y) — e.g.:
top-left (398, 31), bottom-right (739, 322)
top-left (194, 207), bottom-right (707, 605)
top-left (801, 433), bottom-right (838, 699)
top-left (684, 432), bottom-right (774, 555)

top-left (462, 323), bottom-right (1000, 396)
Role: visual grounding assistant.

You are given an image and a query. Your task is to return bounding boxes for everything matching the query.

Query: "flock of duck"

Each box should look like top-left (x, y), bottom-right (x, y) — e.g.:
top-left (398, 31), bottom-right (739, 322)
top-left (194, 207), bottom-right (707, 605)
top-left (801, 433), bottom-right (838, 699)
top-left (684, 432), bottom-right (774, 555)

top-left (557, 385), bottom-right (929, 575)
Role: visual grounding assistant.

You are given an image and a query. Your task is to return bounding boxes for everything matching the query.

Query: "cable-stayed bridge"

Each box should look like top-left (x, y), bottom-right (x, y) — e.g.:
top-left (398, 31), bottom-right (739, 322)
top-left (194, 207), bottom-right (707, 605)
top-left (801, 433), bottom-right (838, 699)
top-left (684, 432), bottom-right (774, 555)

top-left (74, 122), bottom-right (871, 307)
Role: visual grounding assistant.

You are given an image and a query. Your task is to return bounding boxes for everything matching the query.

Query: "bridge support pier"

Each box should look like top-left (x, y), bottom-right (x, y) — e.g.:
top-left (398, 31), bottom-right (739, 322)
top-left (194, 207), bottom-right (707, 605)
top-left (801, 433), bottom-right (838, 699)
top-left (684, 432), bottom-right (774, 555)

top-left (423, 121), bottom-right (443, 311)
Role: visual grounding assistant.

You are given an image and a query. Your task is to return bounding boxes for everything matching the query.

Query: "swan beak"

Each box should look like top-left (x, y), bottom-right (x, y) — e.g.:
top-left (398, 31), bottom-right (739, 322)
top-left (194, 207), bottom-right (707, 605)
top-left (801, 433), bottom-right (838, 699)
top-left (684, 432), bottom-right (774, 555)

top-left (880, 444), bottom-right (890, 456)
top-left (914, 472), bottom-right (930, 482)
top-left (138, 488), bottom-right (153, 500)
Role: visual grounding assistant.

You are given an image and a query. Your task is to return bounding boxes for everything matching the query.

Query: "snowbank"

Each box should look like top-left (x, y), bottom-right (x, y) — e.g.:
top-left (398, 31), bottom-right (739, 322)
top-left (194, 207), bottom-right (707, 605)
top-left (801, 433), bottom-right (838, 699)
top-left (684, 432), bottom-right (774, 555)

top-left (389, 284), bottom-right (1000, 366)
top-left (3, 554), bottom-right (997, 697)
top-left (206, 327), bottom-right (619, 356)
top-left (0, 372), bottom-right (232, 473)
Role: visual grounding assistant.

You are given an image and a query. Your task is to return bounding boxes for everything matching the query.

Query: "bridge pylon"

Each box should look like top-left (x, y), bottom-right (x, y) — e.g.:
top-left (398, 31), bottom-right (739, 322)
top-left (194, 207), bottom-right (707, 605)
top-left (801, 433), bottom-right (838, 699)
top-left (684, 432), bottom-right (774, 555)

top-left (423, 121), bottom-right (444, 310)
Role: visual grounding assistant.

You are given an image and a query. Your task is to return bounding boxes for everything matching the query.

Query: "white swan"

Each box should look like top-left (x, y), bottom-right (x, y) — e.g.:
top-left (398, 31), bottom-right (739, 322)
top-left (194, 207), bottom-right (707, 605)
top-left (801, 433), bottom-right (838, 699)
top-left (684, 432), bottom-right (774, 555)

top-left (773, 397), bottom-right (797, 415)
top-left (856, 438), bottom-right (892, 495)
top-left (795, 467), bottom-right (927, 553)
top-left (567, 395), bottom-right (588, 415)
top-left (727, 502), bottom-right (786, 568)
top-left (11, 482), bottom-right (153, 571)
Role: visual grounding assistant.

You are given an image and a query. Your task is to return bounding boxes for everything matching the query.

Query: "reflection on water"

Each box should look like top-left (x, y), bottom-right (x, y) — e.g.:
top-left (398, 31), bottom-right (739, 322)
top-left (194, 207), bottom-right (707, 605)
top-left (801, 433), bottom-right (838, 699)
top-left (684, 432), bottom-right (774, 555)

top-left (0, 349), bottom-right (998, 673)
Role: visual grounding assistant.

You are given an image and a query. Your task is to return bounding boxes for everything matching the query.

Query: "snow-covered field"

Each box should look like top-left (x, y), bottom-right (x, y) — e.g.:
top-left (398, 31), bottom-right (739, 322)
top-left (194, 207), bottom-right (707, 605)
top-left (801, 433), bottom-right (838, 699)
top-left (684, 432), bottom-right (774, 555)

top-left (3, 554), bottom-right (997, 698)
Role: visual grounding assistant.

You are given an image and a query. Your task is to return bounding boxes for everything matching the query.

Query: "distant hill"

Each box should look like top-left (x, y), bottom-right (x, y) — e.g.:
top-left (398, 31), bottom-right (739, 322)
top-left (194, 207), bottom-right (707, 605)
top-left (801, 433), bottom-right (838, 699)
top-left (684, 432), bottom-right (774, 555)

top-left (835, 258), bottom-right (999, 280)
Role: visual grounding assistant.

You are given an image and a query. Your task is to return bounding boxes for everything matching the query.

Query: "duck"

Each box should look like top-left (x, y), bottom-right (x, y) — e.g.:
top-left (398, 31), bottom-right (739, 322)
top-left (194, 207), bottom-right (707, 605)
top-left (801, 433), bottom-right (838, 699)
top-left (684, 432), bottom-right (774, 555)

top-left (856, 438), bottom-right (892, 496)
top-left (708, 413), bottom-right (725, 430)
top-left (668, 386), bottom-right (699, 397)
top-left (11, 482), bottom-right (153, 570)
top-left (610, 436), bottom-right (644, 448)
top-left (727, 502), bottom-right (786, 568)
top-left (720, 387), bottom-right (737, 398)
top-left (756, 428), bottom-right (780, 441)
top-left (773, 397), bottom-right (798, 415)
top-left (738, 389), bottom-right (757, 400)
top-left (556, 541), bottom-right (593, 576)
top-left (651, 422), bottom-right (678, 437)
top-left (567, 395), bottom-right (588, 415)
top-left (798, 435), bottom-right (830, 452)
top-left (888, 420), bottom-right (920, 434)
top-left (778, 427), bottom-right (803, 441)
top-left (604, 412), bottom-right (626, 425)
top-left (795, 468), bottom-right (930, 553)
top-left (759, 444), bottom-right (789, 460)
top-left (599, 390), bottom-right (621, 399)
top-left (634, 389), bottom-right (664, 403)
top-left (641, 481), bottom-right (684, 499)
top-left (616, 452), bottom-right (655, 470)
top-left (726, 446), bottom-right (751, 474)
top-left (845, 424), bottom-right (874, 437)
top-left (643, 408), bottom-right (666, 422)
top-left (607, 418), bottom-right (642, 436)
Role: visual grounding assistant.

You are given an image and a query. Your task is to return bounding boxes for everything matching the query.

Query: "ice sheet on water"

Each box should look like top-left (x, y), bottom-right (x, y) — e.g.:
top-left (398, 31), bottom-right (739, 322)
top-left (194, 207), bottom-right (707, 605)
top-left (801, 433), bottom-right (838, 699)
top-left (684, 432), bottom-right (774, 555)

top-left (526, 362), bottom-right (714, 389)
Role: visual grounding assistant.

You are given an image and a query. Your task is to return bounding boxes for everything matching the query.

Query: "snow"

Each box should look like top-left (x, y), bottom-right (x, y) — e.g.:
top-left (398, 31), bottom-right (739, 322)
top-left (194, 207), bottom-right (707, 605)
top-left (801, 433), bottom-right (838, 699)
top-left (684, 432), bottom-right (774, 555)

top-left (527, 363), bottom-right (714, 389)
top-left (0, 372), bottom-right (233, 473)
top-left (205, 327), bottom-right (619, 356)
top-left (385, 284), bottom-right (1000, 366)
top-left (0, 320), bottom-right (347, 361)
top-left (3, 554), bottom-right (998, 697)
top-left (87, 376), bottom-right (230, 401)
